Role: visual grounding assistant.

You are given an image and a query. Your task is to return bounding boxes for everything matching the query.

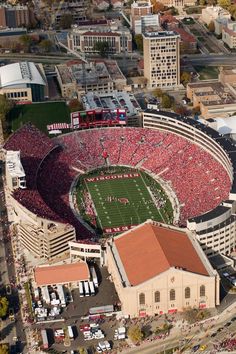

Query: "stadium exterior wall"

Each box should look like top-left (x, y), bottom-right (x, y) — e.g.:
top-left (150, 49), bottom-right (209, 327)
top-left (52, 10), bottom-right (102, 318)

top-left (6, 190), bottom-right (76, 261)
top-left (142, 110), bottom-right (236, 258)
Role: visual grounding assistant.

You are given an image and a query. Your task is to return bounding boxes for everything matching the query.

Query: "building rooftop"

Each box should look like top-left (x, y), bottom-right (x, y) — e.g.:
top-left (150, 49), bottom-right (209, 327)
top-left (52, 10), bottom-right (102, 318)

top-left (143, 30), bottom-right (179, 38)
top-left (112, 221), bottom-right (210, 286)
top-left (57, 60), bottom-right (125, 86)
top-left (188, 81), bottom-right (236, 105)
top-left (6, 150), bottom-right (25, 178)
top-left (34, 262), bottom-right (90, 286)
top-left (0, 62), bottom-right (46, 88)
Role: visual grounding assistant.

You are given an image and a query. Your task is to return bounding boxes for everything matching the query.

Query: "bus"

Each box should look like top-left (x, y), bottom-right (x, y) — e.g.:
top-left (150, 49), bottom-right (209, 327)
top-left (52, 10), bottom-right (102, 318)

top-left (90, 266), bottom-right (98, 288)
top-left (89, 281), bottom-right (95, 296)
top-left (57, 285), bottom-right (66, 307)
top-left (84, 281), bottom-right (90, 296)
top-left (41, 329), bottom-right (49, 349)
top-left (79, 281), bottom-right (84, 297)
top-left (68, 325), bottom-right (74, 340)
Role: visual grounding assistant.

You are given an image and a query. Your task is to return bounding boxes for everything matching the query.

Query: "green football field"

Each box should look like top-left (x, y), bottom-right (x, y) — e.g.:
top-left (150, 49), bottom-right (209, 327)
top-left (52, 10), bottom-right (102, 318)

top-left (83, 172), bottom-right (171, 232)
top-left (7, 102), bottom-right (70, 134)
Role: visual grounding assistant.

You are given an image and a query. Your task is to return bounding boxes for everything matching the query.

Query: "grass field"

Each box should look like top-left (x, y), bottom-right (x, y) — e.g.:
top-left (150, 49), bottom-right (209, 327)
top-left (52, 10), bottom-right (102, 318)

top-left (76, 168), bottom-right (173, 234)
top-left (194, 66), bottom-right (218, 80)
top-left (7, 102), bottom-right (70, 133)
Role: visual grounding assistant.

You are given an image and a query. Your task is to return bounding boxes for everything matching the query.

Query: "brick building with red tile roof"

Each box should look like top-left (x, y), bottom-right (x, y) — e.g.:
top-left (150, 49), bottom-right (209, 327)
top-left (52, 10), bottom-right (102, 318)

top-left (106, 220), bottom-right (219, 317)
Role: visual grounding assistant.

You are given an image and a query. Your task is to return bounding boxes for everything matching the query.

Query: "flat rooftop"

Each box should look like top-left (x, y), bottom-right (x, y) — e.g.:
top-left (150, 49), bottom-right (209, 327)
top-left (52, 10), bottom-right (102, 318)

top-left (83, 90), bottom-right (141, 116)
top-left (143, 30), bottom-right (179, 38)
top-left (189, 81), bottom-right (236, 106)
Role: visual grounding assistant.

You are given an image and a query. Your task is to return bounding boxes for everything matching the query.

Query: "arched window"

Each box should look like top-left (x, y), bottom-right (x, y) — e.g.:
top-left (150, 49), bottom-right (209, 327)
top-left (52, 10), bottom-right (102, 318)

top-left (139, 293), bottom-right (145, 305)
top-left (170, 289), bottom-right (175, 301)
top-left (185, 287), bottom-right (190, 299)
top-left (154, 291), bottom-right (160, 303)
top-left (200, 285), bottom-right (205, 297)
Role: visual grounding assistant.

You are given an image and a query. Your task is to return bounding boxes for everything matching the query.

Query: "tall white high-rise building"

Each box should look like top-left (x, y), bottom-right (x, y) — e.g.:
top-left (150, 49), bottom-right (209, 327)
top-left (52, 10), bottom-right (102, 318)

top-left (143, 30), bottom-right (180, 89)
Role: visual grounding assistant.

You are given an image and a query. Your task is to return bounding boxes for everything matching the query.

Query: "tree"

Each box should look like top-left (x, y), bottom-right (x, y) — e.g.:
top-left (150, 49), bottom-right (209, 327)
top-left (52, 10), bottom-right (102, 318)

top-left (151, 0), bottom-right (165, 13)
top-left (134, 34), bottom-right (143, 52)
top-left (153, 88), bottom-right (163, 98)
top-left (59, 14), bottom-right (73, 29)
top-left (39, 39), bottom-right (52, 52)
top-left (229, 4), bottom-right (236, 19)
top-left (199, 0), bottom-right (206, 5)
top-left (19, 34), bottom-right (32, 51)
top-left (208, 20), bottom-right (215, 33)
top-left (217, 0), bottom-right (230, 9)
top-left (180, 71), bottom-right (191, 85)
top-left (161, 94), bottom-right (172, 109)
top-left (0, 297), bottom-right (8, 318)
top-left (93, 41), bottom-right (110, 57)
top-left (0, 344), bottom-right (9, 354)
top-left (68, 99), bottom-right (83, 112)
top-left (128, 325), bottom-right (143, 343)
top-left (78, 348), bottom-right (87, 354)
top-left (0, 95), bottom-right (13, 139)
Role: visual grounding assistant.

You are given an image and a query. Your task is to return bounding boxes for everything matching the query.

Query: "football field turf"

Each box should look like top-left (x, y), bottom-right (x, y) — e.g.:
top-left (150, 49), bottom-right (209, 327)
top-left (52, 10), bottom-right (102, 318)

top-left (84, 172), bottom-right (167, 232)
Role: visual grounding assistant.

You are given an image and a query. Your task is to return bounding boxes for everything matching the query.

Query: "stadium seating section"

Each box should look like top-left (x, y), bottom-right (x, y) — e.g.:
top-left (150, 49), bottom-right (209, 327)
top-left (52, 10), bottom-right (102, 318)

top-left (4, 124), bottom-right (232, 239)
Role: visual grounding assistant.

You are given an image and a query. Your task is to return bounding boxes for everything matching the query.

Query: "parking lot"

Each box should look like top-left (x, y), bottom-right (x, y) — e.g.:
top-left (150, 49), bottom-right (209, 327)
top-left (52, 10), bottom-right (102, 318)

top-left (34, 266), bottom-right (123, 352)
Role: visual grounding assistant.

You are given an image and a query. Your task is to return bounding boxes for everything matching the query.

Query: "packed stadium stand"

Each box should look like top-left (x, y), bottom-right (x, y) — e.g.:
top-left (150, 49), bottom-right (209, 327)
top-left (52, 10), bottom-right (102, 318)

top-left (4, 121), bottom-right (233, 240)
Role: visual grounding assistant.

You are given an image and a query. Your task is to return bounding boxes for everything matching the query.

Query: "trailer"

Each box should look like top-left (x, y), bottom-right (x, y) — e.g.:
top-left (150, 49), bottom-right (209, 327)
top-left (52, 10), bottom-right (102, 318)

top-left (89, 281), bottom-right (95, 296)
top-left (79, 281), bottom-right (84, 297)
top-left (41, 329), bottom-right (49, 349)
top-left (84, 281), bottom-right (90, 296)
top-left (90, 266), bottom-right (98, 287)
top-left (41, 286), bottom-right (50, 304)
top-left (68, 325), bottom-right (74, 340)
top-left (57, 285), bottom-right (66, 307)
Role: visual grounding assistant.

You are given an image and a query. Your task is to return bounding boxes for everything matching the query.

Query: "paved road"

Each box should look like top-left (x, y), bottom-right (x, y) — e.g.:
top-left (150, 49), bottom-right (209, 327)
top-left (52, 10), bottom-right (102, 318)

top-left (0, 162), bottom-right (26, 353)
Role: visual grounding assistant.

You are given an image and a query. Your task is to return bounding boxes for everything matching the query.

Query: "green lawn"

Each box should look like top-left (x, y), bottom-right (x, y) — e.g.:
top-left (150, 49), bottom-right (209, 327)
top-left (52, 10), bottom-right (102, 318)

top-left (7, 101), bottom-right (70, 134)
top-left (194, 66), bottom-right (219, 80)
top-left (77, 169), bottom-right (173, 233)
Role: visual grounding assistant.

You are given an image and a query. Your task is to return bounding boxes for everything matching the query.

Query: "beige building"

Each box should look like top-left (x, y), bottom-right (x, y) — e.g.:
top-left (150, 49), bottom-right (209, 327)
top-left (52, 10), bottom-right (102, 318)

top-left (56, 60), bottom-right (127, 98)
top-left (201, 6), bottom-right (231, 26)
top-left (106, 221), bottom-right (219, 317)
top-left (0, 62), bottom-right (47, 102)
top-left (131, 0), bottom-right (153, 32)
top-left (34, 262), bottom-right (90, 287)
top-left (222, 22), bottom-right (236, 49)
top-left (158, 0), bottom-right (195, 6)
top-left (143, 30), bottom-right (180, 89)
top-left (67, 25), bottom-right (132, 54)
top-left (186, 80), bottom-right (236, 119)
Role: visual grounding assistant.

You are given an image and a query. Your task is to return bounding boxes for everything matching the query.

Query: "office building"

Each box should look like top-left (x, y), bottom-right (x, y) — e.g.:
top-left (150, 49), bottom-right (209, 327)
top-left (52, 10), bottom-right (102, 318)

top-left (0, 4), bottom-right (30, 28)
top-left (143, 30), bottom-right (180, 88)
top-left (131, 0), bottom-right (153, 33)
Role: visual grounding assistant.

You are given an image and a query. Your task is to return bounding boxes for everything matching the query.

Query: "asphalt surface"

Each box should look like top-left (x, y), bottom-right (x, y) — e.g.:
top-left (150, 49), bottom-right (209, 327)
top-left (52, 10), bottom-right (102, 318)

top-left (0, 163), bottom-right (26, 353)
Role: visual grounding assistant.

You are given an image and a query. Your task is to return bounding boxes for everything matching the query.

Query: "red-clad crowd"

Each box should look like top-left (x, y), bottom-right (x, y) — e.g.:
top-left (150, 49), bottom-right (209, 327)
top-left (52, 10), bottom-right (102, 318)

top-left (4, 125), bottom-right (231, 239)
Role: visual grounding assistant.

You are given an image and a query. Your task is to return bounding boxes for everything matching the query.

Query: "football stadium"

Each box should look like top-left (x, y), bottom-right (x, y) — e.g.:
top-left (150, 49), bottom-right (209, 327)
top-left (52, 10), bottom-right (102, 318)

top-left (4, 109), bottom-right (236, 260)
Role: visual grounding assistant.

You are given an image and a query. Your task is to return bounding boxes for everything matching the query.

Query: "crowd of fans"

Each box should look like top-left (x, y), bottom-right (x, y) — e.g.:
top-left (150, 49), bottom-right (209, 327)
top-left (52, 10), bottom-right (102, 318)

top-left (4, 125), bottom-right (232, 239)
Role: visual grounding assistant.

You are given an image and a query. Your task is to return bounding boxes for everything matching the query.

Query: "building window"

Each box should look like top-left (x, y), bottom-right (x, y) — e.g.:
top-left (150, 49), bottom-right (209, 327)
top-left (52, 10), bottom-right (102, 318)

top-left (200, 285), bottom-right (205, 297)
top-left (139, 293), bottom-right (145, 305)
top-left (170, 289), bottom-right (175, 301)
top-left (185, 287), bottom-right (190, 299)
top-left (154, 291), bottom-right (160, 303)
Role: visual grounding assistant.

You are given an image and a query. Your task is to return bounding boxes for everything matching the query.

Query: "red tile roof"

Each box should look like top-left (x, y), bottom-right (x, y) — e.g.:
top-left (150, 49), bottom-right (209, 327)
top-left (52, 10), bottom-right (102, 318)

top-left (82, 31), bottom-right (120, 37)
top-left (114, 223), bottom-right (209, 286)
top-left (174, 27), bottom-right (196, 43)
top-left (34, 262), bottom-right (90, 286)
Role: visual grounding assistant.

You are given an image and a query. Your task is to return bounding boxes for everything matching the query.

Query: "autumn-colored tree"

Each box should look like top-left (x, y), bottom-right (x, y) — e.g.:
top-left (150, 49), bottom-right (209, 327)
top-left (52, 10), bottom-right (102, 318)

top-left (0, 344), bottom-right (9, 354)
top-left (128, 325), bottom-right (144, 343)
top-left (151, 0), bottom-right (165, 13)
top-left (153, 88), bottom-right (163, 98)
top-left (69, 99), bottom-right (83, 112)
top-left (161, 94), bottom-right (173, 108)
top-left (217, 0), bottom-right (230, 9)
top-left (180, 71), bottom-right (191, 85)
top-left (208, 20), bottom-right (215, 32)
